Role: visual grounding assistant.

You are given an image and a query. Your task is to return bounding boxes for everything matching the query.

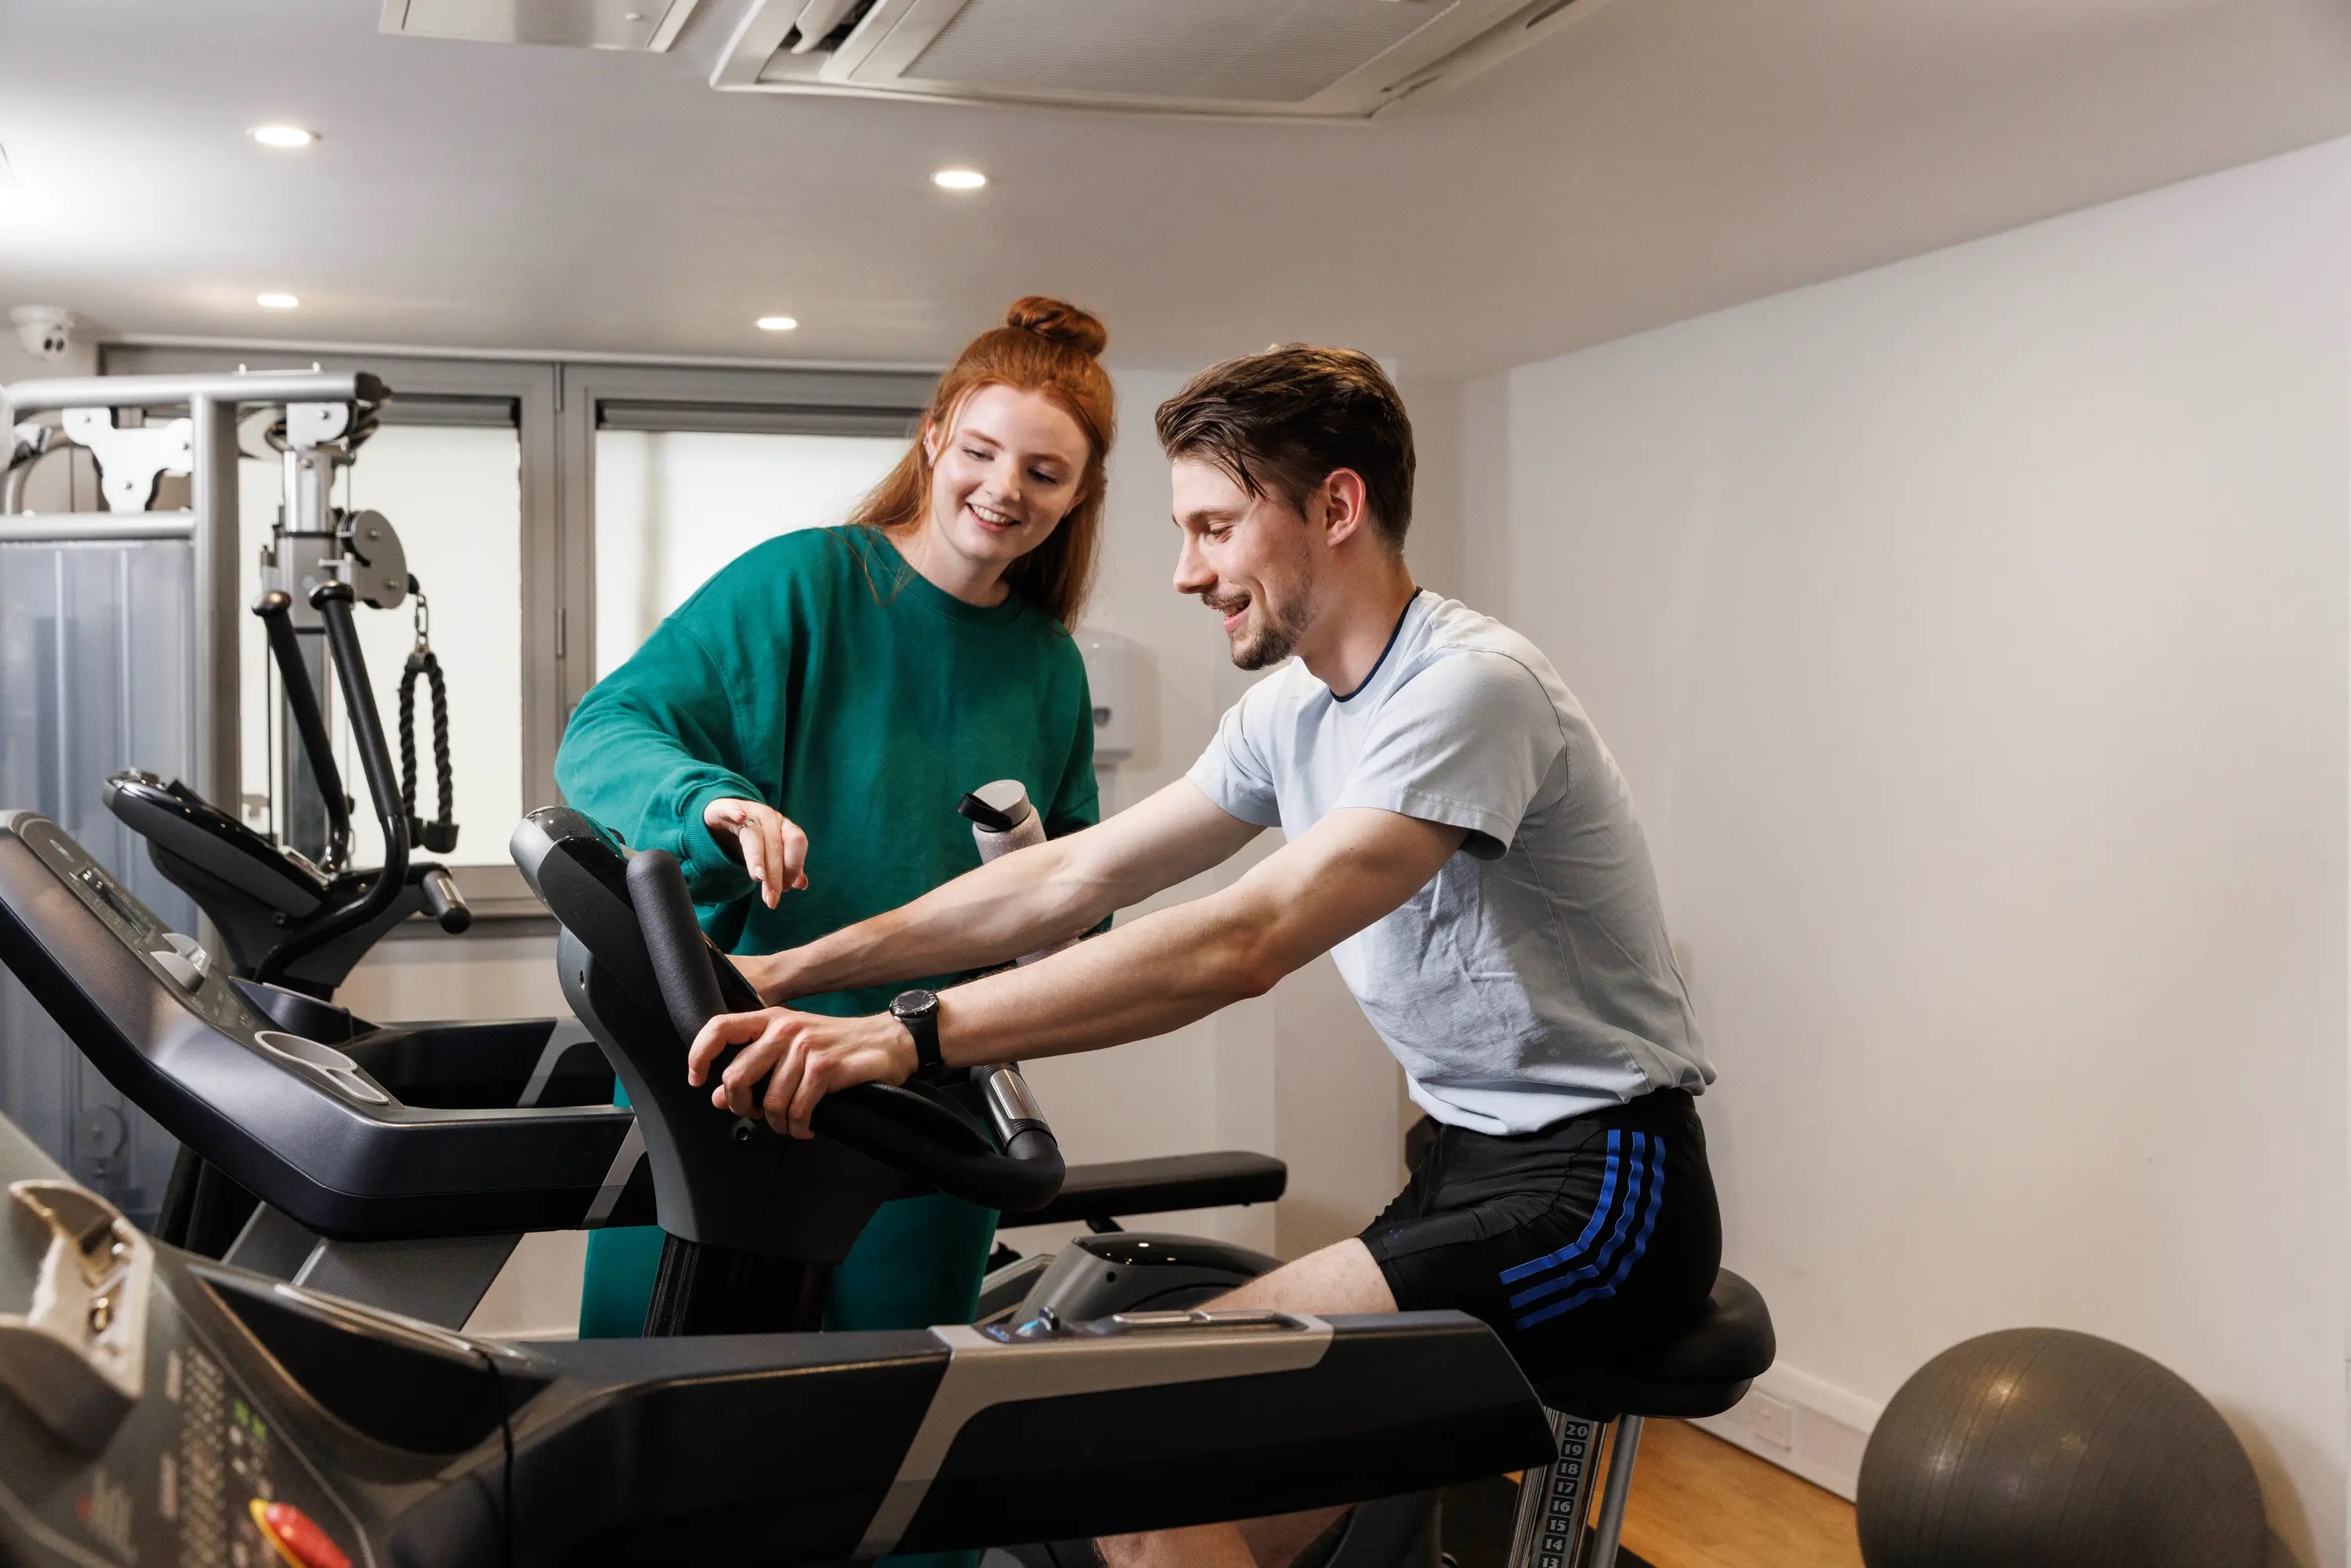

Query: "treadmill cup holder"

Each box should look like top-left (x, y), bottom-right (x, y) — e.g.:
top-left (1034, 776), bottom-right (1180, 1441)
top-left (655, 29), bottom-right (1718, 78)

top-left (254, 1030), bottom-right (392, 1107)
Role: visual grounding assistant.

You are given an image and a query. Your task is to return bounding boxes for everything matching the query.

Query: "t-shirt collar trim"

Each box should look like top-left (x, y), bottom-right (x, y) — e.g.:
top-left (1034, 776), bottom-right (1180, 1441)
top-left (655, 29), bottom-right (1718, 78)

top-left (1332, 589), bottom-right (1426, 704)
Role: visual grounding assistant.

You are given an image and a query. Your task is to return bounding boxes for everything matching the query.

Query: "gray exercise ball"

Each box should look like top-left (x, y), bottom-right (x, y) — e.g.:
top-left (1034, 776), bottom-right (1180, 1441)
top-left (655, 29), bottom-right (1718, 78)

top-left (1855, 1327), bottom-right (2265, 1568)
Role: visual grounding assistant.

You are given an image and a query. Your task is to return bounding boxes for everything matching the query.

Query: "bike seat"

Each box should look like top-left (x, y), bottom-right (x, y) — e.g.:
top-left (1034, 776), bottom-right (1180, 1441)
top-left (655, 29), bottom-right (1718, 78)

top-left (1530, 1268), bottom-right (1775, 1419)
top-left (1009, 1151), bottom-right (1287, 1229)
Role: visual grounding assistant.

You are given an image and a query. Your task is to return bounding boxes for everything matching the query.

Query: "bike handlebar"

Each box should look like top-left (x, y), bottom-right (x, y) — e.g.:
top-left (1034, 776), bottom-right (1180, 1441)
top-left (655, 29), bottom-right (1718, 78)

top-left (623, 848), bottom-right (1063, 1213)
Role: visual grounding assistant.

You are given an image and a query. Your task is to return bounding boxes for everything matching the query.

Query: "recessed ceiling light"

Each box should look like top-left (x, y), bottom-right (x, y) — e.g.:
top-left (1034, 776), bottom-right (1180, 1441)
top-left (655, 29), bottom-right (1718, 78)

top-left (933, 168), bottom-right (987, 191)
top-left (248, 125), bottom-right (317, 149)
top-left (256, 292), bottom-right (300, 310)
top-left (755, 315), bottom-right (799, 332)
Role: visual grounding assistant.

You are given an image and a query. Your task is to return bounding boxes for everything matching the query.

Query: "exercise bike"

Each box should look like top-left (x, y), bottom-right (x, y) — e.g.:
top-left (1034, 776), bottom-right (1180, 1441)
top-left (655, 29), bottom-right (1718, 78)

top-left (558, 803), bottom-right (1777, 1568)
top-left (947, 782), bottom-right (1778, 1568)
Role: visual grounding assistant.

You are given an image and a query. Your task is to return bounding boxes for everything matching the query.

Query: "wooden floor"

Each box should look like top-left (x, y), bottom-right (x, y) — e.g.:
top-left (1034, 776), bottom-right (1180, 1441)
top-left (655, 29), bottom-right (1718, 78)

top-left (1617, 1421), bottom-right (1864, 1568)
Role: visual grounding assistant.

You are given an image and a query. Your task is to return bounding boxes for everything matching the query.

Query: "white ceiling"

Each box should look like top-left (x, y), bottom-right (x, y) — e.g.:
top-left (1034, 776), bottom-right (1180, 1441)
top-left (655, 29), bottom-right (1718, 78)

top-left (2, 0), bottom-right (2348, 378)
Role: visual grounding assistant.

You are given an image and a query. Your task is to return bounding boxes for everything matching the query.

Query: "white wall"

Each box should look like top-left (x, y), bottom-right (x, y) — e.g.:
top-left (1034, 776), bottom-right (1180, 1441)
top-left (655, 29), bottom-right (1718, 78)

top-left (1464, 136), bottom-right (2351, 1564)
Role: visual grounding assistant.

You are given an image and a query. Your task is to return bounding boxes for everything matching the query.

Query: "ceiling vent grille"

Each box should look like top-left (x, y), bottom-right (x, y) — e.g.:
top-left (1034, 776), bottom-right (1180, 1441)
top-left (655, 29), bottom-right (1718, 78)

top-left (712, 0), bottom-right (1614, 119)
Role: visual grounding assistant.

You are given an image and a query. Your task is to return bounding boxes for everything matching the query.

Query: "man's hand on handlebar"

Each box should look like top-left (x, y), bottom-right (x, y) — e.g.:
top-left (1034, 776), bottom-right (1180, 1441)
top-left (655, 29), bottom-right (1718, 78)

top-left (702, 797), bottom-right (809, 909)
top-left (686, 1006), bottom-right (916, 1138)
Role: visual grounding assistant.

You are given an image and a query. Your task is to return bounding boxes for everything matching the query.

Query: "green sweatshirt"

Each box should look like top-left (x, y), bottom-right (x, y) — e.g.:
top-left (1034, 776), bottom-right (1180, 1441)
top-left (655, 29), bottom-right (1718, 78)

top-left (556, 524), bottom-right (1099, 1009)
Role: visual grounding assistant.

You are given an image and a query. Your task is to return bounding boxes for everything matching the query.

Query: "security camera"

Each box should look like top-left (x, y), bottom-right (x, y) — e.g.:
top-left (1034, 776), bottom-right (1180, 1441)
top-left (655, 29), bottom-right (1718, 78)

top-left (9, 306), bottom-right (74, 362)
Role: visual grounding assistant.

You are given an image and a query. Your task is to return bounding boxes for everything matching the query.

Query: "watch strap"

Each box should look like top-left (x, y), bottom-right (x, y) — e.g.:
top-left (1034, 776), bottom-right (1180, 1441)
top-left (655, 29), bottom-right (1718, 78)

top-left (894, 992), bottom-right (944, 1081)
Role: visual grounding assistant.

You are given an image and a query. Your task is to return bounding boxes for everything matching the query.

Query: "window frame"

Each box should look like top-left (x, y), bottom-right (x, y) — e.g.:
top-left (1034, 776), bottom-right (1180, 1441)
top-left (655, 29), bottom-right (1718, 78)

top-left (93, 346), bottom-right (933, 930)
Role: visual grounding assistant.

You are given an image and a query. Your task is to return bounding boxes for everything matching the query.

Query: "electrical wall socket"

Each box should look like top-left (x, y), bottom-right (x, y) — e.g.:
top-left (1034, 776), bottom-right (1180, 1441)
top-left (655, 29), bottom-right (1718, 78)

top-left (1743, 1390), bottom-right (1794, 1450)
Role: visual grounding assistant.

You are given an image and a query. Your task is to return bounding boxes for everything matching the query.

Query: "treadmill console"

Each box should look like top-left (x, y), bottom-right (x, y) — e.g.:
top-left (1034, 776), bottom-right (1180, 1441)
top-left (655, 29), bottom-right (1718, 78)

top-left (103, 769), bottom-right (330, 913)
top-left (0, 1174), bottom-right (382, 1568)
top-left (0, 813), bottom-right (639, 1241)
top-left (9, 816), bottom-right (390, 1110)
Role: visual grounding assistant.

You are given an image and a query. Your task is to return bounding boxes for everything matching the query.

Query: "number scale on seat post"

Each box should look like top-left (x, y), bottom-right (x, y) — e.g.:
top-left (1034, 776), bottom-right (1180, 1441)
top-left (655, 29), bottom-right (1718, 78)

top-left (1506, 1410), bottom-right (1604, 1568)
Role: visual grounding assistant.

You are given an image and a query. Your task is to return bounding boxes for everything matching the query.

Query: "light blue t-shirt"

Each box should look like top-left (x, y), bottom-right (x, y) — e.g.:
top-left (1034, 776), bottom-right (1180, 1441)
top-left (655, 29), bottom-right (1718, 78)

top-left (1186, 591), bottom-right (1712, 1135)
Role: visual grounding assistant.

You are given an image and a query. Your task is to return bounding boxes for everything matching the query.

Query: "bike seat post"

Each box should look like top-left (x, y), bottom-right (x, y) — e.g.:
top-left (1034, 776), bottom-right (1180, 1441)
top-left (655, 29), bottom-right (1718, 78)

top-left (1583, 1415), bottom-right (1644, 1568)
top-left (1504, 1407), bottom-right (1608, 1568)
top-left (1502, 1268), bottom-right (1775, 1568)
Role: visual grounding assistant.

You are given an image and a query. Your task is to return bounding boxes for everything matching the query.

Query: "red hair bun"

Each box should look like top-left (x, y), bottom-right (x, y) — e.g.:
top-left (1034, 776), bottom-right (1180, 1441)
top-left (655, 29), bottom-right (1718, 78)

top-left (1006, 295), bottom-right (1108, 358)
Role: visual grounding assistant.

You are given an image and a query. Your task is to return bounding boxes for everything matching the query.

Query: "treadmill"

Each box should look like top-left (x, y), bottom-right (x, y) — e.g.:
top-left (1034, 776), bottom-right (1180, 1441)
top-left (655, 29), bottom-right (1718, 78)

top-left (0, 1099), bottom-right (1555, 1568)
top-left (0, 809), bottom-right (643, 1327)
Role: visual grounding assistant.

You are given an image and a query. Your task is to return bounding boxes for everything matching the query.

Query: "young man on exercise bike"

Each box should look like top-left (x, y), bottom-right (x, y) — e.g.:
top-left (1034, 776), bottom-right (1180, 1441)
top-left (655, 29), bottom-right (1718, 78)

top-left (689, 348), bottom-right (1721, 1568)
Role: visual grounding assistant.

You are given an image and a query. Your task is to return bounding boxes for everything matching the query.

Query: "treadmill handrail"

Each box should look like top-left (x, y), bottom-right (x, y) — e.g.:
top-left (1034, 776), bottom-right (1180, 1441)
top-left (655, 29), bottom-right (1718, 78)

top-left (0, 813), bottom-right (647, 1240)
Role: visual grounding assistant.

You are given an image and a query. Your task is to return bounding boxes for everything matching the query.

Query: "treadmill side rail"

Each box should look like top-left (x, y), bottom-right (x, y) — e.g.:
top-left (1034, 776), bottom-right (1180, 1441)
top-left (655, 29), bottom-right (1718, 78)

top-left (860, 1315), bottom-right (1337, 1556)
top-left (893, 1310), bottom-right (1554, 1557)
top-left (417, 1309), bottom-right (1551, 1566)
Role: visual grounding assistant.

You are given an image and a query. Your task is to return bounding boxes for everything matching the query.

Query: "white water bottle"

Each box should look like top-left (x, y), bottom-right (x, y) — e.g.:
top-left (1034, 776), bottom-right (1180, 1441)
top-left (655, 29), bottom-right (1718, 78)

top-left (959, 780), bottom-right (1074, 964)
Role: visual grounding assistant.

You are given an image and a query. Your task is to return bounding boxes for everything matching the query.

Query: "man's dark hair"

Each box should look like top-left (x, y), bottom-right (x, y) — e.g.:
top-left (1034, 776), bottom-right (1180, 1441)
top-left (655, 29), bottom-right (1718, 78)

top-left (1154, 346), bottom-right (1415, 545)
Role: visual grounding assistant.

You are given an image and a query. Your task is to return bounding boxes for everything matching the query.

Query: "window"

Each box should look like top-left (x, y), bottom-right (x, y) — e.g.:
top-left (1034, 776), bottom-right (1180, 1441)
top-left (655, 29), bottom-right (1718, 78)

top-left (554, 362), bottom-right (929, 720)
top-left (592, 429), bottom-right (904, 676)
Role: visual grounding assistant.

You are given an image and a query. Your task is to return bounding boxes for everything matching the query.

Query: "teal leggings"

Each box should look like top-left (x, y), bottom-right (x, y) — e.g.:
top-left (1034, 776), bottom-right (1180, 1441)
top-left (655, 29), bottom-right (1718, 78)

top-left (578, 1086), bottom-right (1001, 1338)
top-left (576, 1192), bottom-right (1001, 1336)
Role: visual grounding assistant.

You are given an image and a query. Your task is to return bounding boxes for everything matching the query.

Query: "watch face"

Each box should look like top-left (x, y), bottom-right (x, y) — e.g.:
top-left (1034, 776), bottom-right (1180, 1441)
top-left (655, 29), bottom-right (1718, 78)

top-left (892, 988), bottom-right (940, 1019)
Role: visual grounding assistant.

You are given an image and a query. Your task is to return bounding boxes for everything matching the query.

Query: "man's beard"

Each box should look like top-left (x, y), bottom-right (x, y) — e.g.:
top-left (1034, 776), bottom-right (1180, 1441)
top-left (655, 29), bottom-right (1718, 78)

top-left (1204, 588), bottom-right (1309, 670)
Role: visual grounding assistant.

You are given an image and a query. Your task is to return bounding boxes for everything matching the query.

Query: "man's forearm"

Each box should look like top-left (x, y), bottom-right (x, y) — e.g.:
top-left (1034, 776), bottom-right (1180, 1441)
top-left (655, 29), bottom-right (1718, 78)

top-left (934, 892), bottom-right (1277, 1066)
top-left (773, 835), bottom-right (1112, 997)
top-left (927, 806), bottom-right (1470, 1065)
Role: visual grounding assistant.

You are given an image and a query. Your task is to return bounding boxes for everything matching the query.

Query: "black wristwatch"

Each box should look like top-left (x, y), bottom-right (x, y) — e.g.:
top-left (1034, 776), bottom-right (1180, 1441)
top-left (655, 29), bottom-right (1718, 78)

top-left (889, 989), bottom-right (944, 1081)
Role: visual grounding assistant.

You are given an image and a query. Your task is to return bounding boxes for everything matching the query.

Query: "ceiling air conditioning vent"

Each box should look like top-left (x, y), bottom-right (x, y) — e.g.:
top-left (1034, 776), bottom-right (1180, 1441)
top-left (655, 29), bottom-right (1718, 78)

top-left (712, 0), bottom-right (1613, 119)
top-left (381, 0), bottom-right (701, 51)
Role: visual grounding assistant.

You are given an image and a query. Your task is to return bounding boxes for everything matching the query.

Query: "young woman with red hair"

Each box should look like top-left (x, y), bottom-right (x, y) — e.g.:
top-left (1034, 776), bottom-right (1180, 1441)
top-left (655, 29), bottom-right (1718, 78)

top-left (556, 299), bottom-right (1114, 1378)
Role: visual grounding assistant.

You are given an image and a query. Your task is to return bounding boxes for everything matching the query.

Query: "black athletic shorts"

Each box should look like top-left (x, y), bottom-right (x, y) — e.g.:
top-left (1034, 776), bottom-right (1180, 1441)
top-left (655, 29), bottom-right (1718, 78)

top-left (1360, 1089), bottom-right (1720, 1378)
